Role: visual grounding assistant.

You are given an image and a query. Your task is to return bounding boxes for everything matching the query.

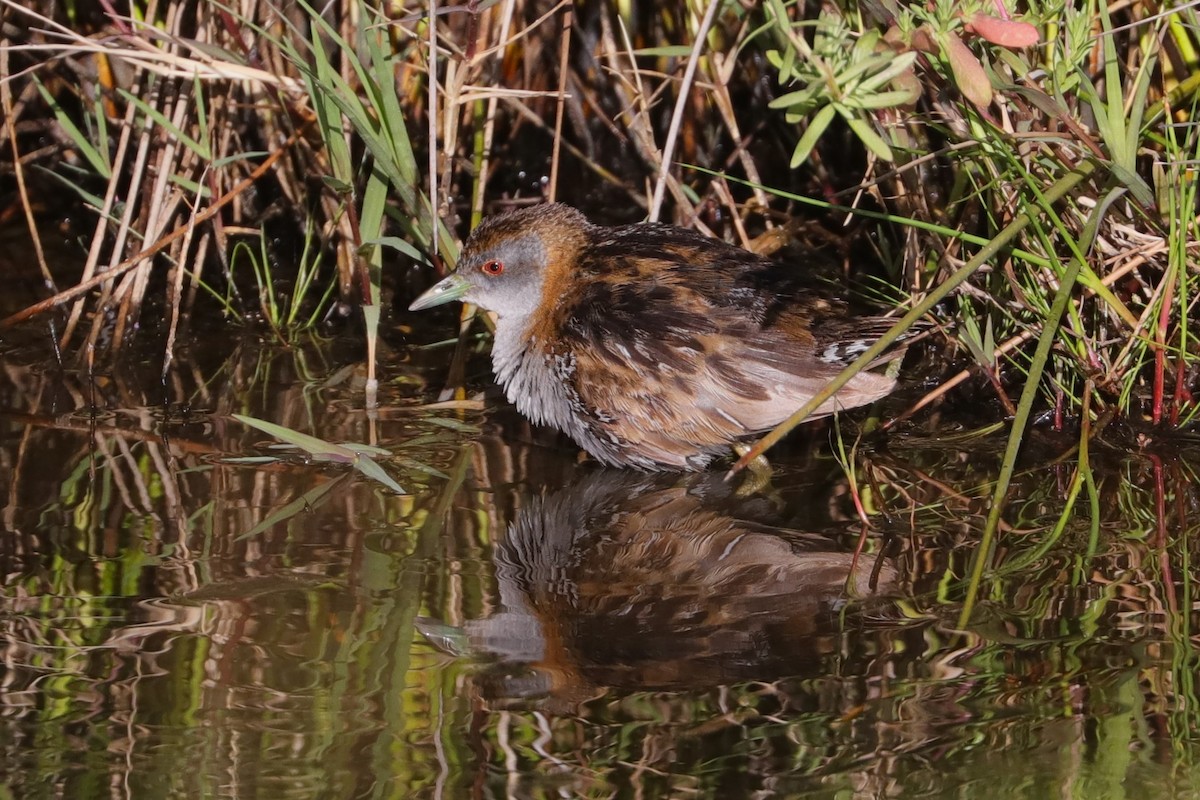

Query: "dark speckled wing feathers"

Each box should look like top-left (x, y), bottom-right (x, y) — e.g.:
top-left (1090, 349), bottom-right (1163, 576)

top-left (546, 226), bottom-right (897, 468)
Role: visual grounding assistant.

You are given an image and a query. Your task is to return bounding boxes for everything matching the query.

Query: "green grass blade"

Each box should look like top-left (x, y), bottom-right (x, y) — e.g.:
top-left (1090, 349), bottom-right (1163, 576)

top-left (34, 77), bottom-right (111, 178)
top-left (729, 162), bottom-right (1099, 474)
top-left (234, 414), bottom-right (361, 461)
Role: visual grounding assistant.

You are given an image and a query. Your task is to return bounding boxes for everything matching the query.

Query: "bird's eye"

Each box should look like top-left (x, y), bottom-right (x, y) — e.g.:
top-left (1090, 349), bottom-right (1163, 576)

top-left (481, 259), bottom-right (504, 276)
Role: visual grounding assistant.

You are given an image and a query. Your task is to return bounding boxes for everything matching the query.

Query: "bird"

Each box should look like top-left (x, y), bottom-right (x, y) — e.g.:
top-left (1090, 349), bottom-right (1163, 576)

top-left (409, 203), bottom-right (916, 470)
top-left (416, 470), bottom-right (900, 705)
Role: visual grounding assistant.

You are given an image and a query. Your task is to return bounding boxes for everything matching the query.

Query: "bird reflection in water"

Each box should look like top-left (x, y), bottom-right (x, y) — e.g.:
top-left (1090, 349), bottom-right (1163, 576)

top-left (418, 470), bottom-right (901, 708)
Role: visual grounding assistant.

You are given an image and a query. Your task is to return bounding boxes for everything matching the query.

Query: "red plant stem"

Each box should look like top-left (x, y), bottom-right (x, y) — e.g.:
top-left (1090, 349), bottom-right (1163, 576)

top-left (464, 0), bottom-right (482, 61)
top-left (1152, 348), bottom-right (1166, 425)
top-left (1152, 270), bottom-right (1176, 425)
top-left (1170, 358), bottom-right (1189, 427)
top-left (1151, 454), bottom-right (1167, 549)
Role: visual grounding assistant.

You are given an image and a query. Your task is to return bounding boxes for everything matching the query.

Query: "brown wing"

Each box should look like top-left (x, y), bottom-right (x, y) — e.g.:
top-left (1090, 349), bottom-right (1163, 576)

top-left (555, 236), bottom-right (896, 468)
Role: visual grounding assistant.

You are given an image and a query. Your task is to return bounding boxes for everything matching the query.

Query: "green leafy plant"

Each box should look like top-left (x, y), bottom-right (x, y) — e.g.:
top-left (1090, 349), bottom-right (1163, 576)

top-left (765, 4), bottom-right (920, 164)
top-left (226, 223), bottom-right (338, 339)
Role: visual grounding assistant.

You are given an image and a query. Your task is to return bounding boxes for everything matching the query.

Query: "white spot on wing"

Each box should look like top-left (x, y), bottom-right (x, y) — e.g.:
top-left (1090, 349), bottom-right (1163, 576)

top-left (821, 339), bottom-right (871, 363)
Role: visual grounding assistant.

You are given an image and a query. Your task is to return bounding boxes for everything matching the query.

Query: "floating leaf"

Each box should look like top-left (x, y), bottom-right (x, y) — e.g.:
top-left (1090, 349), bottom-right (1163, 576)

top-left (235, 414), bottom-right (362, 461)
top-left (352, 457), bottom-right (405, 494)
top-left (233, 414), bottom-right (405, 493)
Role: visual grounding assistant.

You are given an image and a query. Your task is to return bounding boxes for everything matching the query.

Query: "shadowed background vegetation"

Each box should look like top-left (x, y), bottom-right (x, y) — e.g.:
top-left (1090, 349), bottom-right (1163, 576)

top-left (2, 0), bottom-right (1196, 426)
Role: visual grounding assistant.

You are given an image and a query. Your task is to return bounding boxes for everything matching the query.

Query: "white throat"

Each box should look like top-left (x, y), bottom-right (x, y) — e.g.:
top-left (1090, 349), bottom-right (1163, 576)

top-left (491, 316), bottom-right (578, 433)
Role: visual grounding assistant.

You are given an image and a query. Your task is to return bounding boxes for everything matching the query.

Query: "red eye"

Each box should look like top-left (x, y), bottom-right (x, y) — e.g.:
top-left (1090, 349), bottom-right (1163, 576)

top-left (481, 259), bottom-right (504, 276)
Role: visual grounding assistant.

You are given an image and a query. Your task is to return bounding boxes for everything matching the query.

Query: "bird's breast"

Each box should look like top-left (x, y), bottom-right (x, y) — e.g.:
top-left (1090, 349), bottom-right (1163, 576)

top-left (492, 320), bottom-right (581, 430)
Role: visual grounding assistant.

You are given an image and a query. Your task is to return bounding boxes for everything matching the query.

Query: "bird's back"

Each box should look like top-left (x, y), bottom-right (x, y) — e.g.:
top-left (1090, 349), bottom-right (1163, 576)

top-left (522, 225), bottom-right (903, 469)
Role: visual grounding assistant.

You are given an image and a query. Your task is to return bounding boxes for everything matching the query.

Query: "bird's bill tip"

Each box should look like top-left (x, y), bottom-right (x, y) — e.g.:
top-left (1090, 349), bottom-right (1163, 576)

top-left (409, 272), bottom-right (469, 311)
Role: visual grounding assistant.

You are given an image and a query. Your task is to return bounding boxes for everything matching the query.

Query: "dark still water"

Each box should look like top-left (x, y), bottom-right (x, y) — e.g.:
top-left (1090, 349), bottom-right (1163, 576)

top-left (2, 323), bottom-right (1200, 798)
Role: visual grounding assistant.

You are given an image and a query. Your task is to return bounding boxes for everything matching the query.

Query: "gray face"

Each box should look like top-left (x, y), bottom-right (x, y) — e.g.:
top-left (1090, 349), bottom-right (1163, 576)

top-left (456, 232), bottom-right (548, 320)
top-left (410, 204), bottom-right (589, 318)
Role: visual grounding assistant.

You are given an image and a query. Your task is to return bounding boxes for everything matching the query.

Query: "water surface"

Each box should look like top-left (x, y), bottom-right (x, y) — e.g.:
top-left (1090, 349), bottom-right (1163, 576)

top-left (1, 292), bottom-right (1199, 799)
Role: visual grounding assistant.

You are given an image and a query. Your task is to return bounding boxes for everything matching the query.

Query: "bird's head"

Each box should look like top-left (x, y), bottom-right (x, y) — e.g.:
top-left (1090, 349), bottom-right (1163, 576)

top-left (409, 204), bottom-right (591, 321)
